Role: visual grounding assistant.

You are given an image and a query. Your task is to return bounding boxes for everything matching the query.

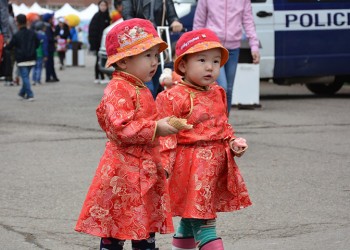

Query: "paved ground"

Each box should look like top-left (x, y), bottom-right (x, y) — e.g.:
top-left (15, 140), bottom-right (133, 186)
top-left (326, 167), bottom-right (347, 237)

top-left (0, 53), bottom-right (349, 250)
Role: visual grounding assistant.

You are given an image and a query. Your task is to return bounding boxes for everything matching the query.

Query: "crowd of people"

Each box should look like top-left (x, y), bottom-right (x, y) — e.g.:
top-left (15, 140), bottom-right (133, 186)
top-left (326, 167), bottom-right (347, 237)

top-left (0, 2), bottom-right (86, 101)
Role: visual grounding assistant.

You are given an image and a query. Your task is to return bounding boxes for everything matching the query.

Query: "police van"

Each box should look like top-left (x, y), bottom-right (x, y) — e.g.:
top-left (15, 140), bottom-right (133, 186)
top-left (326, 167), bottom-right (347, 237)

top-left (251, 0), bottom-right (350, 95)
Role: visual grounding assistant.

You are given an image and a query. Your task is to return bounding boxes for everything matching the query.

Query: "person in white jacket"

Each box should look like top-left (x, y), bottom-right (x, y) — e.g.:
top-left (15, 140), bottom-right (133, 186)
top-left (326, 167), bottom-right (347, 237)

top-left (193, 0), bottom-right (260, 114)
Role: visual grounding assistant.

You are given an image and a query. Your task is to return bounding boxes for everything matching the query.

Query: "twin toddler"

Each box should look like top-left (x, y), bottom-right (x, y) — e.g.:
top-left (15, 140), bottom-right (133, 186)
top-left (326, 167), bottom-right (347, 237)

top-left (75, 18), bottom-right (251, 250)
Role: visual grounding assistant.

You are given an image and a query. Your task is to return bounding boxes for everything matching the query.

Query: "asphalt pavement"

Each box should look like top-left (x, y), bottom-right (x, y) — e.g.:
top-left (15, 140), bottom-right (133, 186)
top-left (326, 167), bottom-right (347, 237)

top-left (0, 53), bottom-right (349, 250)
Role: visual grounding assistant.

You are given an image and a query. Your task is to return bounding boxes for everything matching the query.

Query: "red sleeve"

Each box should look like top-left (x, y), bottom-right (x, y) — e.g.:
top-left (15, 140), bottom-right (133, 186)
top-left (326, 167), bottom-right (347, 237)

top-left (156, 91), bottom-right (178, 175)
top-left (96, 82), bottom-right (157, 145)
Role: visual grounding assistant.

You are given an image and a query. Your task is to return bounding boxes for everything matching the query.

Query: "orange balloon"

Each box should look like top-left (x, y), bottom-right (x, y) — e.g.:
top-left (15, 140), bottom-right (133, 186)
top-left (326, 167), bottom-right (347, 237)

top-left (26, 12), bottom-right (40, 24)
top-left (110, 10), bottom-right (122, 23)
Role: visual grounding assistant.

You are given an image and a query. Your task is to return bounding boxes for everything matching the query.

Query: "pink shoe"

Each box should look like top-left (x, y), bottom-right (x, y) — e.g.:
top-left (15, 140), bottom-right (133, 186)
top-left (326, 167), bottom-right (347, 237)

top-left (199, 238), bottom-right (224, 250)
top-left (172, 236), bottom-right (196, 250)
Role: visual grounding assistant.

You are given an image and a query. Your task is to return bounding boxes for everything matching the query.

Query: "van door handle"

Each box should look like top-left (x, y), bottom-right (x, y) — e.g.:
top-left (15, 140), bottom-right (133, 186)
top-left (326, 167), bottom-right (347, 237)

top-left (256, 11), bottom-right (273, 18)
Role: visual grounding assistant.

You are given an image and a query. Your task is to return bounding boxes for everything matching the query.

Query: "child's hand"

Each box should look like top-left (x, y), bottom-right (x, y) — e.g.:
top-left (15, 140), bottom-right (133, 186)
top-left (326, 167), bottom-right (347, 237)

top-left (230, 137), bottom-right (248, 157)
top-left (156, 117), bottom-right (179, 137)
top-left (162, 77), bottom-right (174, 89)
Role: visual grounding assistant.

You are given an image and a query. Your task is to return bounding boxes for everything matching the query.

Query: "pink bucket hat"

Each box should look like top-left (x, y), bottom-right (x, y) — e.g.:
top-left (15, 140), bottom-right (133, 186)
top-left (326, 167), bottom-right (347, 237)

top-left (174, 28), bottom-right (229, 76)
top-left (106, 18), bottom-right (168, 67)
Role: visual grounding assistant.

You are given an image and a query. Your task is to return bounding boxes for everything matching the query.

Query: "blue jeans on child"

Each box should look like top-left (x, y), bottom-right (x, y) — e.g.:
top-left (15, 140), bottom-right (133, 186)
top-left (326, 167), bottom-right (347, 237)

top-left (32, 57), bottom-right (43, 83)
top-left (18, 66), bottom-right (34, 99)
top-left (216, 48), bottom-right (240, 114)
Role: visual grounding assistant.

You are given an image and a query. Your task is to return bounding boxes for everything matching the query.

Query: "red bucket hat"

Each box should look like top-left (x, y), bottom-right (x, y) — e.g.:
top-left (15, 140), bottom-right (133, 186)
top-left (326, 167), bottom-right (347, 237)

top-left (106, 18), bottom-right (168, 67)
top-left (174, 28), bottom-right (229, 76)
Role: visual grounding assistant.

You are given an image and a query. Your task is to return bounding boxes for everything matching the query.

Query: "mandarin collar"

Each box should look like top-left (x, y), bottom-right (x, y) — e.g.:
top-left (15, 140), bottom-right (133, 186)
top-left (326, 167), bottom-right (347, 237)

top-left (178, 79), bottom-right (212, 91)
top-left (113, 71), bottom-right (146, 88)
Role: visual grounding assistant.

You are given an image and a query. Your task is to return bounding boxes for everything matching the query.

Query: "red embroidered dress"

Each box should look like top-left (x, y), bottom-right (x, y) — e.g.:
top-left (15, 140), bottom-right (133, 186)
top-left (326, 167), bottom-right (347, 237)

top-left (75, 71), bottom-right (173, 240)
top-left (156, 82), bottom-right (252, 219)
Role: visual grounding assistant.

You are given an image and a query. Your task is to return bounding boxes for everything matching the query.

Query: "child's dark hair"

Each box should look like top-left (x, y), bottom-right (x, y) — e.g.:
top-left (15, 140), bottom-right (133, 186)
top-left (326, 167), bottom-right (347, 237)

top-left (16, 14), bottom-right (27, 25)
top-left (111, 55), bottom-right (134, 70)
top-left (111, 63), bottom-right (122, 70)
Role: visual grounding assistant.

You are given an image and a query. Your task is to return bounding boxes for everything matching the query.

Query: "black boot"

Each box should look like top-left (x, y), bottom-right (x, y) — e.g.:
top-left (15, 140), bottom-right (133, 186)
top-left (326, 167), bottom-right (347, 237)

top-left (100, 237), bottom-right (125, 250)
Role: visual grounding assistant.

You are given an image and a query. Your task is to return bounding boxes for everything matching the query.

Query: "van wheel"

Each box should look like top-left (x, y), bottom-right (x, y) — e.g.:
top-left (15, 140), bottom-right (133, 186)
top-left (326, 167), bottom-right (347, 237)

top-left (306, 80), bottom-right (344, 96)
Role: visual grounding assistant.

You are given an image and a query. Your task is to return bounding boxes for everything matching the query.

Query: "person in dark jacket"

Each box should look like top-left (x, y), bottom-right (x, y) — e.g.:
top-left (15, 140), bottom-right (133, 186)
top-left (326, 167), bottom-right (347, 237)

top-left (6, 14), bottom-right (39, 101)
top-left (42, 13), bottom-right (59, 83)
top-left (122, 0), bottom-right (183, 98)
top-left (88, 0), bottom-right (110, 84)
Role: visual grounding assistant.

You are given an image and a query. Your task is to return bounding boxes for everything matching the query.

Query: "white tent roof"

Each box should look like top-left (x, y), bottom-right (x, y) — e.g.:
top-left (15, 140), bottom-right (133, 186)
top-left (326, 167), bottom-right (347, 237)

top-left (12, 3), bottom-right (52, 16)
top-left (29, 2), bottom-right (53, 15)
top-left (12, 3), bottom-right (29, 15)
top-left (54, 3), bottom-right (80, 18)
top-left (78, 3), bottom-right (98, 20)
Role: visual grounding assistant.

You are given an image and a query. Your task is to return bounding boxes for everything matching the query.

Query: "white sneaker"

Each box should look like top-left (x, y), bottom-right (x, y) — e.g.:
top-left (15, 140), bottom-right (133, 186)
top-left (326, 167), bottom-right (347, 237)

top-left (100, 79), bottom-right (109, 85)
top-left (94, 79), bottom-right (100, 84)
top-left (26, 97), bottom-right (35, 102)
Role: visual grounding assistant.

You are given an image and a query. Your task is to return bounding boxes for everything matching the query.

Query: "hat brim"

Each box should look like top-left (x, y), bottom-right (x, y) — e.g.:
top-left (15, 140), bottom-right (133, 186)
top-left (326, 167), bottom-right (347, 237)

top-left (106, 37), bottom-right (168, 68)
top-left (174, 41), bottom-right (229, 76)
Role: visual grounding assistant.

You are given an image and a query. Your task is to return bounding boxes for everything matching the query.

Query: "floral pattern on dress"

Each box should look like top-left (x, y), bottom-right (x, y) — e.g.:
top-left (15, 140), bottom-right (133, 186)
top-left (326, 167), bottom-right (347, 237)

top-left (156, 82), bottom-right (252, 219)
top-left (75, 71), bottom-right (174, 240)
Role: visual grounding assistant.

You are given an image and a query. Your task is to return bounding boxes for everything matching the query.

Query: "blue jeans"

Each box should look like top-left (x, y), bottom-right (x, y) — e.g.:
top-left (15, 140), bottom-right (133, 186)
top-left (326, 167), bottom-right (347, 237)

top-left (32, 58), bottom-right (43, 83)
top-left (45, 52), bottom-right (58, 81)
top-left (216, 48), bottom-right (240, 114)
top-left (18, 66), bottom-right (34, 98)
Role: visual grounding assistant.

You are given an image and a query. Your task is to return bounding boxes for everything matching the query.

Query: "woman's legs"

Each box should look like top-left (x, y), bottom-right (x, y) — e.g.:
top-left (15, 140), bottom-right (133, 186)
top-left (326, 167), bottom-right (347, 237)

top-left (45, 52), bottom-right (58, 81)
top-left (216, 48), bottom-right (240, 114)
top-left (58, 51), bottom-right (65, 70)
top-left (95, 51), bottom-right (105, 81)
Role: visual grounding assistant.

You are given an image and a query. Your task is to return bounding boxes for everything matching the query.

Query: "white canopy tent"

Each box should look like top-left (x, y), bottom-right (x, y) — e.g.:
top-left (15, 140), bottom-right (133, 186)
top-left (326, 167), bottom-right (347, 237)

top-left (28, 2), bottom-right (53, 15)
top-left (78, 4), bottom-right (98, 21)
top-left (12, 2), bottom-right (53, 16)
top-left (12, 3), bottom-right (29, 16)
top-left (54, 3), bottom-right (80, 18)
top-left (12, 2), bottom-right (97, 22)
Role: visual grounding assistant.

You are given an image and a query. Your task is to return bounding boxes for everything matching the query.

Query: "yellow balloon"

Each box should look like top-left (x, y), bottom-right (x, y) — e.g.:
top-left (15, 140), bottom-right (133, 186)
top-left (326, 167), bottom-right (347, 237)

top-left (65, 14), bottom-right (80, 27)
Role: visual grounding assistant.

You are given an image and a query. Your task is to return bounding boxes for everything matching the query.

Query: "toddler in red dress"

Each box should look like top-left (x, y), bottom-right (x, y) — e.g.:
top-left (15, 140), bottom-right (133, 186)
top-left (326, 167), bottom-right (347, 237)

top-left (156, 28), bottom-right (251, 250)
top-left (75, 18), bottom-right (179, 250)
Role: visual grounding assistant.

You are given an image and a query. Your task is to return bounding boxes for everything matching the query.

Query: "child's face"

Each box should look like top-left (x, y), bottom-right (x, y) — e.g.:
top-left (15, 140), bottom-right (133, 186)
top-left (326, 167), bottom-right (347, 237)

top-left (124, 45), bottom-right (160, 83)
top-left (179, 48), bottom-right (221, 87)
